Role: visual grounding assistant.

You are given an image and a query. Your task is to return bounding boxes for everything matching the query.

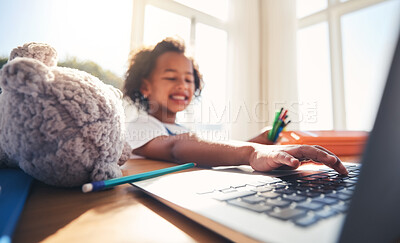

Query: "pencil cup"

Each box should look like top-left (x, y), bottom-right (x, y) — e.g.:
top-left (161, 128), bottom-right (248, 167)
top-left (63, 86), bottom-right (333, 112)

top-left (266, 130), bottom-right (281, 145)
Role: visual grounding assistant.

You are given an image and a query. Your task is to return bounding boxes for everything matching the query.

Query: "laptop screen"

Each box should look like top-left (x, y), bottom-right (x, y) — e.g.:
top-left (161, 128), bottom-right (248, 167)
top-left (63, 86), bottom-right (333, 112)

top-left (339, 33), bottom-right (400, 242)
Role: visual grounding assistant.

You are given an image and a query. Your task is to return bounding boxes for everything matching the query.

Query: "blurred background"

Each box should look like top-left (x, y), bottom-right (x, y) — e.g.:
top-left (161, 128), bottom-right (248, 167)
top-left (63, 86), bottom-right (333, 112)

top-left (0, 0), bottom-right (399, 141)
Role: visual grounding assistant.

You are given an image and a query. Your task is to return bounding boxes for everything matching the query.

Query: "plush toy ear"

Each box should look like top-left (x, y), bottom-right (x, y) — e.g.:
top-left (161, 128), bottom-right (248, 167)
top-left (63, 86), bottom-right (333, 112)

top-left (0, 58), bottom-right (53, 97)
top-left (107, 84), bottom-right (123, 99)
top-left (10, 42), bottom-right (58, 67)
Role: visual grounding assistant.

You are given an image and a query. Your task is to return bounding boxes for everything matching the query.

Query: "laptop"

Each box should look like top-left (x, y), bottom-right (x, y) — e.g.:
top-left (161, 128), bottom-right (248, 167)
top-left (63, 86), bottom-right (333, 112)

top-left (131, 35), bottom-right (400, 243)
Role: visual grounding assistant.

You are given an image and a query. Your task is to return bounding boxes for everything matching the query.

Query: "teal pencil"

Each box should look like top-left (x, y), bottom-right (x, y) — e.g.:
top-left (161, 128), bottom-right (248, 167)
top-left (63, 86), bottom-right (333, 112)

top-left (82, 163), bottom-right (196, 193)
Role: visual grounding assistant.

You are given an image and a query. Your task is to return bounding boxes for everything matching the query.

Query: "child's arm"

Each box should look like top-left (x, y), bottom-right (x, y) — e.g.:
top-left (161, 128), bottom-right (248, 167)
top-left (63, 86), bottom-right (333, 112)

top-left (132, 133), bottom-right (348, 174)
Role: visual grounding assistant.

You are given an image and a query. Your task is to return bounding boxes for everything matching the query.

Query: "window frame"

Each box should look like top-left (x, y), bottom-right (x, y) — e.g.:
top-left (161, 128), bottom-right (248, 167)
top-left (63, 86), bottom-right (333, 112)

top-left (297, 0), bottom-right (390, 129)
top-left (130, 0), bottom-right (228, 55)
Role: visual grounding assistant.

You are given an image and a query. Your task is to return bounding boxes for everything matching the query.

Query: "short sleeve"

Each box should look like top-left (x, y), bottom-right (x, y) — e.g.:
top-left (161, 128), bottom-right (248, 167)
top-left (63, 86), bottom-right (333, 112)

top-left (125, 112), bottom-right (168, 158)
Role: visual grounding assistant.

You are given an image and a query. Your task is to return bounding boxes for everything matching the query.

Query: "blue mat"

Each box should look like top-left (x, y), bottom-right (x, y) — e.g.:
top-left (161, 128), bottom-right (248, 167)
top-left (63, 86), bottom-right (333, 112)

top-left (0, 169), bottom-right (33, 243)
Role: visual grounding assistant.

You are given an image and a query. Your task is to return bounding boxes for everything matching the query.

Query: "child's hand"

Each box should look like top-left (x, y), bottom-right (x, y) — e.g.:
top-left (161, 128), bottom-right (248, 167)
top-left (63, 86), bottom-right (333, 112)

top-left (249, 144), bottom-right (348, 175)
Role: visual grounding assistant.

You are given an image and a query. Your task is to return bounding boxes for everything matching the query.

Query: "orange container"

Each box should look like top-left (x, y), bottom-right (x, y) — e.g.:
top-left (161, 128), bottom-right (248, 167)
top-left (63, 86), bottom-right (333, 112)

top-left (278, 130), bottom-right (369, 156)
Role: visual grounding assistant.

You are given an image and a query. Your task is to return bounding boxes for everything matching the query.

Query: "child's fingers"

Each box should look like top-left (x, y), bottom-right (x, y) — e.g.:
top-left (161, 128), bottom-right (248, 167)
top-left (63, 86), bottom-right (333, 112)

top-left (272, 152), bottom-right (300, 169)
top-left (251, 151), bottom-right (299, 171)
top-left (290, 145), bottom-right (348, 174)
top-left (312, 145), bottom-right (348, 173)
top-left (313, 145), bottom-right (341, 161)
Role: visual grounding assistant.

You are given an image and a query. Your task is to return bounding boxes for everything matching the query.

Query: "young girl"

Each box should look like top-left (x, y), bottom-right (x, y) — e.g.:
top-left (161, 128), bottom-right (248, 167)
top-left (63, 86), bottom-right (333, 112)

top-left (123, 38), bottom-right (348, 174)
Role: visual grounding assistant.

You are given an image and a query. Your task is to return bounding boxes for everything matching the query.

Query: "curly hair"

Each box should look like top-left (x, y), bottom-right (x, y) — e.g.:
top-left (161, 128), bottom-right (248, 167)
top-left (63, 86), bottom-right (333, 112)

top-left (123, 38), bottom-right (203, 111)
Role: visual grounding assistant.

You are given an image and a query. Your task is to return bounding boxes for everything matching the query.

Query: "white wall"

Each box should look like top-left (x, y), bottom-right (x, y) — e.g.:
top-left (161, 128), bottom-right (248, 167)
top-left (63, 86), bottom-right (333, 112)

top-left (228, 0), bottom-right (298, 141)
top-left (227, 0), bottom-right (262, 140)
top-left (260, 0), bottom-right (299, 131)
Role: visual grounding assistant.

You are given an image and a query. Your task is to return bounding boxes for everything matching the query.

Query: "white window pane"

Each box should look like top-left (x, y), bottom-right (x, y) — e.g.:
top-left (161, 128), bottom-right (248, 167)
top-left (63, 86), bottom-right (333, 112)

top-left (341, 0), bottom-right (400, 131)
top-left (178, 24), bottom-right (228, 136)
top-left (195, 23), bottom-right (228, 122)
top-left (297, 0), bottom-right (327, 18)
top-left (143, 5), bottom-right (191, 46)
top-left (174, 0), bottom-right (229, 21)
top-left (297, 22), bottom-right (333, 130)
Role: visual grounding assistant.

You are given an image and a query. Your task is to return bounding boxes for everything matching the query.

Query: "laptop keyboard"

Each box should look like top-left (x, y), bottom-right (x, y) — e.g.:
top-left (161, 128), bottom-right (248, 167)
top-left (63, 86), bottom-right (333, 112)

top-left (197, 165), bottom-right (360, 227)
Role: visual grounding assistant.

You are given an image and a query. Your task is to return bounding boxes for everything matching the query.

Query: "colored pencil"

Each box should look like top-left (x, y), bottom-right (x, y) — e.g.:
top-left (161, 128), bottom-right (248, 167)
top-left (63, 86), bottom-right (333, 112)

top-left (269, 108), bottom-right (291, 143)
top-left (274, 126), bottom-right (284, 142)
top-left (269, 110), bottom-right (282, 141)
top-left (280, 109), bottom-right (288, 120)
top-left (82, 163), bottom-right (196, 193)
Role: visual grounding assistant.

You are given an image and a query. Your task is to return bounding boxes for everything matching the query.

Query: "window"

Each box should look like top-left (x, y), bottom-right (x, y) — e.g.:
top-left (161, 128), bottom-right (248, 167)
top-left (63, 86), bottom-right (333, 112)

top-left (297, 22), bottom-right (333, 130)
top-left (297, 0), bottom-right (328, 18)
top-left (0, 0), bottom-right (133, 83)
top-left (341, 0), bottom-right (400, 130)
top-left (143, 5), bottom-right (191, 46)
top-left (297, 0), bottom-right (400, 131)
top-left (174, 0), bottom-right (229, 21)
top-left (132, 0), bottom-right (229, 138)
top-left (192, 23), bottom-right (228, 132)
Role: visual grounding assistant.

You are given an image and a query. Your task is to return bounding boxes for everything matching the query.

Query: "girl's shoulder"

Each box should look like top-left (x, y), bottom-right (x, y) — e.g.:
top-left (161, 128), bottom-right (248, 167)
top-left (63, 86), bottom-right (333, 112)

top-left (163, 122), bottom-right (190, 136)
top-left (125, 110), bottom-right (166, 133)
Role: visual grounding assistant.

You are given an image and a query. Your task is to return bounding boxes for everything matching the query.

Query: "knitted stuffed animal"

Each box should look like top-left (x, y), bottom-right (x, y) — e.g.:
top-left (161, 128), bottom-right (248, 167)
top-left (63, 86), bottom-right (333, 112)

top-left (0, 42), bottom-right (131, 187)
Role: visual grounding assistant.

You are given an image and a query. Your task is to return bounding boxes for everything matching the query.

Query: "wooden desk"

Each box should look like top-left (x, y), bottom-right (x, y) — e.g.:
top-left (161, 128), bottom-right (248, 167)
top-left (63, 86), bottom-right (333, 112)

top-left (13, 159), bottom-right (230, 243)
top-left (13, 156), bottom-right (360, 243)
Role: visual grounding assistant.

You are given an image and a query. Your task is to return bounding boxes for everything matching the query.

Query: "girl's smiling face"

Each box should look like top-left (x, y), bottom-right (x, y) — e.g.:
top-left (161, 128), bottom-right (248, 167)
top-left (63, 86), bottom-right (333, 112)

top-left (141, 51), bottom-right (195, 123)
